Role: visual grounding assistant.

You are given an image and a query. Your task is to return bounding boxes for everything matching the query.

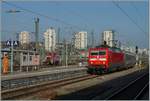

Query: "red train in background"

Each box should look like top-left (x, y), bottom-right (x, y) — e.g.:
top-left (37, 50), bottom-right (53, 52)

top-left (87, 46), bottom-right (136, 74)
top-left (43, 52), bottom-right (60, 65)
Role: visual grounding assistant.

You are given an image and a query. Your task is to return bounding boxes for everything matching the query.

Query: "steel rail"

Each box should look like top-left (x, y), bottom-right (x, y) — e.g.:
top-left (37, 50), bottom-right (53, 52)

top-left (134, 82), bottom-right (149, 100)
top-left (2, 74), bottom-right (99, 100)
top-left (2, 68), bottom-right (87, 90)
top-left (105, 73), bottom-right (148, 100)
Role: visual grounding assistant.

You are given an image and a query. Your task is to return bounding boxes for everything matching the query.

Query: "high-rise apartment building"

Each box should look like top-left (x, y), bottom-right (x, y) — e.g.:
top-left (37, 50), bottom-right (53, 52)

top-left (43, 27), bottom-right (56, 52)
top-left (102, 30), bottom-right (115, 47)
top-left (19, 31), bottom-right (30, 45)
top-left (74, 31), bottom-right (87, 49)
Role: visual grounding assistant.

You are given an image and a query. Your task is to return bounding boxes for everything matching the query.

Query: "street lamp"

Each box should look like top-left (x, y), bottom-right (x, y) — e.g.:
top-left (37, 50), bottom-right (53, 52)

top-left (5, 9), bottom-right (22, 73)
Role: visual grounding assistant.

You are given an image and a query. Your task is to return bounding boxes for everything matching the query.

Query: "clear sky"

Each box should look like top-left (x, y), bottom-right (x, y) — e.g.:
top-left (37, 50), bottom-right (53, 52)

top-left (1, 0), bottom-right (149, 48)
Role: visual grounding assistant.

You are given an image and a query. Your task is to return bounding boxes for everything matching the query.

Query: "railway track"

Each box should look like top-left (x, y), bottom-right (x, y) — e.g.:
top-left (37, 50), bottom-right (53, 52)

top-left (1, 74), bottom-right (99, 100)
top-left (105, 73), bottom-right (149, 100)
top-left (13, 65), bottom-right (78, 72)
top-left (55, 68), bottom-right (148, 100)
top-left (2, 68), bottom-right (87, 90)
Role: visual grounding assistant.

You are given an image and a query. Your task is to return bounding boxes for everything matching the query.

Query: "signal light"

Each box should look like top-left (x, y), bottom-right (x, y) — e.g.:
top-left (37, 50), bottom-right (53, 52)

top-left (135, 46), bottom-right (138, 54)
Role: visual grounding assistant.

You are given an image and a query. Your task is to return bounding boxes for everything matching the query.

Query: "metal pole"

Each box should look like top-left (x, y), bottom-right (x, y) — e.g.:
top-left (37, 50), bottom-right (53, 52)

top-left (10, 40), bottom-right (13, 73)
top-left (35, 17), bottom-right (39, 49)
top-left (62, 39), bottom-right (65, 65)
top-left (48, 33), bottom-right (49, 52)
top-left (57, 27), bottom-right (60, 44)
top-left (5, 9), bottom-right (22, 73)
top-left (79, 33), bottom-right (81, 61)
top-left (136, 54), bottom-right (139, 67)
top-left (52, 35), bottom-right (53, 52)
top-left (101, 32), bottom-right (104, 45)
top-left (20, 52), bottom-right (22, 72)
top-left (27, 51), bottom-right (29, 72)
top-left (91, 30), bottom-right (94, 47)
top-left (65, 41), bottom-right (68, 66)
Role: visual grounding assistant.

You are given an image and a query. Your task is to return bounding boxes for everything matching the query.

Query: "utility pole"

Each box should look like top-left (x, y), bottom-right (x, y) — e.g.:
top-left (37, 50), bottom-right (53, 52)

top-left (65, 40), bottom-right (68, 67)
top-left (10, 39), bottom-right (13, 73)
top-left (57, 27), bottom-right (60, 44)
top-left (62, 39), bottom-right (65, 65)
top-left (91, 30), bottom-right (94, 47)
top-left (16, 32), bottom-right (19, 41)
top-left (135, 46), bottom-right (139, 67)
top-left (80, 32), bottom-right (81, 50)
top-left (51, 35), bottom-right (53, 52)
top-left (57, 27), bottom-right (60, 56)
top-left (5, 9), bottom-right (22, 73)
top-left (118, 41), bottom-right (121, 48)
top-left (35, 17), bottom-right (39, 50)
top-left (63, 39), bottom-right (68, 66)
top-left (101, 32), bottom-right (104, 45)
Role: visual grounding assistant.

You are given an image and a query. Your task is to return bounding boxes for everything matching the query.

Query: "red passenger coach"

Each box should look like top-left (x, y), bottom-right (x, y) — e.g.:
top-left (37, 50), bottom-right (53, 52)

top-left (87, 47), bottom-right (125, 74)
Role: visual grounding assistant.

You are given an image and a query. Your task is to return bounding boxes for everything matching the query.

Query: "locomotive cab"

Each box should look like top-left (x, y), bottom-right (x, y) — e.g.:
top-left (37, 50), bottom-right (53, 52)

top-left (89, 49), bottom-right (107, 66)
top-left (88, 48), bottom-right (109, 74)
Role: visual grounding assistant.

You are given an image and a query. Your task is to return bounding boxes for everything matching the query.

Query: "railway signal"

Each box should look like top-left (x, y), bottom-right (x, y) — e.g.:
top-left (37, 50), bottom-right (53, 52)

top-left (135, 46), bottom-right (138, 54)
top-left (104, 41), bottom-right (107, 45)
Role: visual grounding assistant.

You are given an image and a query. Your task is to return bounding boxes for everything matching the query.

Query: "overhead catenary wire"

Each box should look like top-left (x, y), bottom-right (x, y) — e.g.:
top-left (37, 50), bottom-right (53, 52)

top-left (57, 5), bottom-right (95, 45)
top-left (129, 2), bottom-right (143, 21)
top-left (65, 7), bottom-right (96, 41)
top-left (129, 2), bottom-right (146, 32)
top-left (51, 2), bottom-right (93, 31)
top-left (56, 4), bottom-right (95, 44)
top-left (3, 9), bottom-right (46, 33)
top-left (112, 1), bottom-right (147, 35)
top-left (2, 1), bottom-right (84, 31)
top-left (61, 6), bottom-right (92, 31)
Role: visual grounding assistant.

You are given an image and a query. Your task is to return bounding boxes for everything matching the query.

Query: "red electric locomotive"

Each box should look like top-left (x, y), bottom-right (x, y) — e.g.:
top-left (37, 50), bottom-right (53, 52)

top-left (43, 52), bottom-right (60, 65)
top-left (87, 46), bottom-right (134, 74)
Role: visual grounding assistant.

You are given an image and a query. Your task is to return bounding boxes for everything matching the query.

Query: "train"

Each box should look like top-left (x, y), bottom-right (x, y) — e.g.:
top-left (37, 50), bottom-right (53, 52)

top-left (43, 52), bottom-right (60, 65)
top-left (87, 46), bottom-right (136, 74)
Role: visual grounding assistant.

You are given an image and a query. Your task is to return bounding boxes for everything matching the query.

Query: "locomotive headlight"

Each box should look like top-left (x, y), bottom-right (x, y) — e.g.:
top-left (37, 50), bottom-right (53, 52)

top-left (90, 58), bottom-right (96, 60)
top-left (103, 62), bottom-right (105, 64)
top-left (99, 58), bottom-right (106, 61)
top-left (91, 62), bottom-right (93, 64)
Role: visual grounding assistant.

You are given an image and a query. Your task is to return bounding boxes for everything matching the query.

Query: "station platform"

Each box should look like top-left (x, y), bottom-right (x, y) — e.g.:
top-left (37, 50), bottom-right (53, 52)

top-left (1, 65), bottom-right (87, 81)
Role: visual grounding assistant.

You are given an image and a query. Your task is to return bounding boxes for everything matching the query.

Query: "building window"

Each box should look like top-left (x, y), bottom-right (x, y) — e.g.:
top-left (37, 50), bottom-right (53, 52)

top-left (30, 56), bottom-right (32, 61)
top-left (23, 56), bottom-right (26, 62)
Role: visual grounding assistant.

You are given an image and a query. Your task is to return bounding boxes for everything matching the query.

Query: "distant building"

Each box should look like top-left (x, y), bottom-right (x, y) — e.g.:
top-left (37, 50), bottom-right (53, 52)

top-left (102, 30), bottom-right (115, 47)
top-left (130, 46), bottom-right (136, 53)
top-left (138, 48), bottom-right (149, 55)
top-left (74, 31), bottom-right (87, 50)
top-left (120, 45), bottom-right (134, 53)
top-left (143, 48), bottom-right (149, 55)
top-left (43, 27), bottom-right (56, 52)
top-left (19, 31), bottom-right (30, 45)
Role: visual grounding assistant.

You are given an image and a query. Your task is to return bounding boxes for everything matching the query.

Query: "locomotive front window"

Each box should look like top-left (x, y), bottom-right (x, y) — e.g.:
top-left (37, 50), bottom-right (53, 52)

top-left (99, 51), bottom-right (106, 55)
top-left (90, 51), bottom-right (99, 56)
top-left (90, 50), bottom-right (106, 55)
